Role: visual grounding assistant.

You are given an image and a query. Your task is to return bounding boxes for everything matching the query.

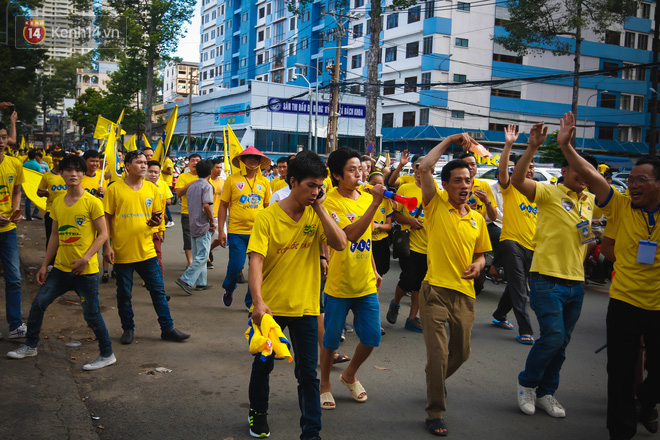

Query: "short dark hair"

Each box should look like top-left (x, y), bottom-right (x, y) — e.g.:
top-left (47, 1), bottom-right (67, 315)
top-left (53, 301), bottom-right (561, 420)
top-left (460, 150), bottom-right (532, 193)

top-left (288, 150), bottom-right (328, 186)
top-left (441, 159), bottom-right (470, 183)
top-left (59, 154), bottom-right (87, 173)
top-left (276, 156), bottom-right (288, 165)
top-left (459, 152), bottom-right (475, 161)
top-left (636, 155), bottom-right (660, 180)
top-left (189, 153), bottom-right (201, 160)
top-left (211, 158), bottom-right (222, 166)
top-left (28, 150), bottom-right (37, 160)
top-left (124, 150), bottom-right (146, 164)
top-left (83, 149), bottom-right (100, 160)
top-left (147, 160), bottom-right (161, 169)
top-left (36, 152), bottom-right (43, 158)
top-left (327, 147), bottom-right (361, 185)
top-left (0, 122), bottom-right (6, 132)
top-left (562, 153), bottom-right (598, 170)
top-left (52, 151), bottom-right (66, 159)
top-left (143, 147), bottom-right (154, 153)
top-left (196, 159), bottom-right (213, 178)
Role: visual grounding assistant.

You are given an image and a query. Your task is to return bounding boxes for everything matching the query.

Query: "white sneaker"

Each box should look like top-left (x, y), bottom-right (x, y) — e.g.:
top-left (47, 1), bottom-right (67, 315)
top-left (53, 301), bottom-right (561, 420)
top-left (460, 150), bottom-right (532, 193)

top-left (536, 394), bottom-right (566, 418)
top-left (7, 344), bottom-right (38, 359)
top-left (83, 353), bottom-right (117, 371)
top-left (165, 221), bottom-right (175, 228)
top-left (517, 383), bottom-right (536, 415)
top-left (9, 323), bottom-right (27, 339)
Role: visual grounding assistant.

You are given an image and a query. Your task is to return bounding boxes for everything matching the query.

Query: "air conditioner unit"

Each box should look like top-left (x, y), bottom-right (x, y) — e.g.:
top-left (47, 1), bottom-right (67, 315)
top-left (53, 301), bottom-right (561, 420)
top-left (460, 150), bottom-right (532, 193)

top-left (467, 131), bottom-right (484, 140)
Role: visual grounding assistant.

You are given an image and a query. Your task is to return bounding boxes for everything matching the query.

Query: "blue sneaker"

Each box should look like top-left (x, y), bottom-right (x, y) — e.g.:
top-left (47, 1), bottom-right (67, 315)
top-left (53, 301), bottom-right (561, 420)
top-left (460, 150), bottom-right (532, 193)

top-left (405, 317), bottom-right (423, 333)
top-left (223, 291), bottom-right (233, 307)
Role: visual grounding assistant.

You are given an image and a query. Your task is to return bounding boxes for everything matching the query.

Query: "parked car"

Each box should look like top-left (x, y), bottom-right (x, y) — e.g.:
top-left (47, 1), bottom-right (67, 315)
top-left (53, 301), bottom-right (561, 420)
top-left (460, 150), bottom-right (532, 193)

top-left (477, 167), bottom-right (562, 184)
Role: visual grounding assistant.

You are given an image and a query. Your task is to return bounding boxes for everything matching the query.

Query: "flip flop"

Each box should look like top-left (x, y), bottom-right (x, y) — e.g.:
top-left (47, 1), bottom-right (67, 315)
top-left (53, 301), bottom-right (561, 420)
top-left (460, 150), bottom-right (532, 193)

top-left (517, 335), bottom-right (535, 345)
top-left (333, 353), bottom-right (350, 364)
top-left (340, 375), bottom-right (367, 402)
top-left (320, 392), bottom-right (335, 410)
top-left (492, 319), bottom-right (514, 330)
top-left (426, 418), bottom-right (448, 437)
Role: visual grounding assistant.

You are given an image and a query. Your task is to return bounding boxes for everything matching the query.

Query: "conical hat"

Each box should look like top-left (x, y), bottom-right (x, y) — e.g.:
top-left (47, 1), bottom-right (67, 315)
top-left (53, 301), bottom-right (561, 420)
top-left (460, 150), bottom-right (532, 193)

top-left (231, 145), bottom-right (270, 169)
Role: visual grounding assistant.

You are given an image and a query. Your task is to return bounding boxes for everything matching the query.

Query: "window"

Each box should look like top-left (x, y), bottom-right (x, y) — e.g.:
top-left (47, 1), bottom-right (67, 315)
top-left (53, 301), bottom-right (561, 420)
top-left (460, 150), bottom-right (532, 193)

top-left (266, 3), bottom-right (272, 15)
top-left (423, 36), bottom-right (433, 55)
top-left (241, 34), bottom-right (247, 44)
top-left (633, 96), bottom-right (644, 112)
top-left (455, 38), bottom-right (469, 47)
top-left (351, 54), bottom-right (362, 69)
top-left (212, 11), bottom-right (216, 19)
top-left (600, 93), bottom-right (617, 109)
top-left (387, 13), bottom-right (399, 29)
top-left (404, 76), bottom-right (417, 93)
top-left (259, 7), bottom-right (265, 18)
top-left (354, 0), bottom-right (364, 7)
top-left (290, 17), bottom-right (296, 31)
top-left (425, 0), bottom-right (434, 19)
top-left (382, 113), bottom-right (394, 127)
top-left (273, 69), bottom-right (283, 83)
top-left (300, 38), bottom-right (309, 50)
top-left (258, 30), bottom-right (264, 42)
top-left (624, 32), bottom-right (636, 48)
top-left (221, 4), bottom-right (225, 15)
top-left (638, 34), bottom-right (648, 50)
top-left (240, 57), bottom-right (246, 67)
top-left (604, 30), bottom-right (620, 45)
top-left (225, 63), bottom-right (230, 72)
top-left (618, 127), bottom-right (642, 142)
top-left (492, 53), bottom-right (523, 64)
top-left (353, 23), bottom-right (363, 38)
top-left (603, 61), bottom-right (619, 77)
top-left (385, 46), bottom-right (397, 62)
top-left (383, 80), bottom-right (396, 95)
top-left (218, 46), bottom-right (223, 56)
top-left (243, 12), bottom-right (248, 22)
top-left (204, 52), bottom-right (208, 61)
top-left (420, 108), bottom-right (429, 126)
top-left (491, 89), bottom-right (521, 99)
top-left (421, 72), bottom-right (431, 91)
top-left (451, 110), bottom-right (465, 119)
top-left (211, 30), bottom-right (216, 39)
top-left (622, 63), bottom-right (646, 81)
top-left (641, 2), bottom-right (651, 19)
top-left (264, 50), bottom-right (269, 61)
top-left (453, 74), bottom-right (467, 83)
top-left (288, 43), bottom-right (295, 56)
top-left (408, 6), bottom-right (421, 23)
top-left (402, 111), bottom-right (415, 126)
top-left (457, 2), bottom-right (470, 11)
top-left (287, 68), bottom-right (294, 82)
top-left (220, 24), bottom-right (224, 35)
top-left (406, 41), bottom-right (419, 58)
top-left (266, 27), bottom-right (271, 39)
top-left (211, 49), bottom-right (215, 58)
top-left (257, 53), bottom-right (264, 65)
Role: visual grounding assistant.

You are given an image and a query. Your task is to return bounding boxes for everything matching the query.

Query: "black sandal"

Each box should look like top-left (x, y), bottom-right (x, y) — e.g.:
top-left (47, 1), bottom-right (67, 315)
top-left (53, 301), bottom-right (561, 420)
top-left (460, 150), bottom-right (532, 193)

top-left (425, 418), bottom-right (448, 437)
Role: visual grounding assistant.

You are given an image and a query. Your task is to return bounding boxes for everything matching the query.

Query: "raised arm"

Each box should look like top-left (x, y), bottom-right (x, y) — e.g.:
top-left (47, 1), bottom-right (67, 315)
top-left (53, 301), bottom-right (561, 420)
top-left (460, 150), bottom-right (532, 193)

top-left (512, 122), bottom-right (547, 202)
top-left (312, 196), bottom-right (347, 252)
top-left (499, 124), bottom-right (519, 187)
top-left (557, 112), bottom-right (610, 204)
top-left (419, 133), bottom-right (472, 205)
top-left (388, 149), bottom-right (409, 187)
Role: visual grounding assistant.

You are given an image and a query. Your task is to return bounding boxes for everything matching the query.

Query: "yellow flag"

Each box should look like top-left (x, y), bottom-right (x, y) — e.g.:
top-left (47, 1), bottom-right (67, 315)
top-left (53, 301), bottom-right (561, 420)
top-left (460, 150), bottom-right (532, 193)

top-left (154, 105), bottom-right (178, 166)
top-left (223, 127), bottom-right (230, 176)
top-left (142, 133), bottom-right (151, 150)
top-left (102, 109), bottom-right (125, 183)
top-left (125, 134), bottom-right (137, 151)
top-left (19, 136), bottom-right (26, 150)
top-left (226, 125), bottom-right (245, 175)
top-left (22, 168), bottom-right (47, 212)
top-left (93, 115), bottom-right (126, 139)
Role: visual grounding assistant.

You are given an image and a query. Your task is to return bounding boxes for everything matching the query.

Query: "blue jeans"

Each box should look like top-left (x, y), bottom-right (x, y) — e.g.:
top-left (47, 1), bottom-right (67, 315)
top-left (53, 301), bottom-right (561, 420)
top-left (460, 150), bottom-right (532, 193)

top-left (25, 269), bottom-right (112, 357)
top-left (24, 197), bottom-right (39, 219)
top-left (222, 233), bottom-right (252, 308)
top-left (114, 257), bottom-right (174, 331)
top-left (181, 231), bottom-right (212, 286)
top-left (0, 229), bottom-right (22, 330)
top-left (249, 315), bottom-right (321, 440)
top-left (518, 277), bottom-right (584, 396)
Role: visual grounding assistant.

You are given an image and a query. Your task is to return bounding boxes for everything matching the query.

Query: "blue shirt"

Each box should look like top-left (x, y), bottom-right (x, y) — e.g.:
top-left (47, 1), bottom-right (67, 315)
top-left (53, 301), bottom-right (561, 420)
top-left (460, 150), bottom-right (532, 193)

top-left (23, 159), bottom-right (42, 173)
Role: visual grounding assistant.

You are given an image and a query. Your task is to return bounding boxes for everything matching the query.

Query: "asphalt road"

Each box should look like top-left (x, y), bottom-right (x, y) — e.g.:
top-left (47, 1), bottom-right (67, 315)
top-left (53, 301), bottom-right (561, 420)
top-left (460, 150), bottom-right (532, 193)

top-left (0, 203), bottom-right (646, 440)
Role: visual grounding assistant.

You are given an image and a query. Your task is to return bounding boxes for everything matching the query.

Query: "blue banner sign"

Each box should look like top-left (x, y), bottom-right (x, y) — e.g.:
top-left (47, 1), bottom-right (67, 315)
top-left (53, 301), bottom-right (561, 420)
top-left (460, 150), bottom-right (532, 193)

top-left (267, 97), bottom-right (366, 119)
top-left (214, 103), bottom-right (250, 125)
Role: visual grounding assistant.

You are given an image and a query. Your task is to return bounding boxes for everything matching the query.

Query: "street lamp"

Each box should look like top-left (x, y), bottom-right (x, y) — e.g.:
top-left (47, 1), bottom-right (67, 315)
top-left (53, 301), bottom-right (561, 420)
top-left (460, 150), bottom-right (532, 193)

top-left (295, 62), bottom-right (325, 154)
top-left (582, 89), bottom-right (608, 152)
top-left (293, 72), bottom-right (313, 152)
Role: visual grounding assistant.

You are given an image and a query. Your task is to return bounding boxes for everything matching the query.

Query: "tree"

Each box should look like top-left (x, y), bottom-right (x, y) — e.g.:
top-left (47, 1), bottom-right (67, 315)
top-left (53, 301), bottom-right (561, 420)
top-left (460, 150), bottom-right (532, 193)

top-left (539, 131), bottom-right (565, 166)
top-left (493, 0), bottom-right (639, 143)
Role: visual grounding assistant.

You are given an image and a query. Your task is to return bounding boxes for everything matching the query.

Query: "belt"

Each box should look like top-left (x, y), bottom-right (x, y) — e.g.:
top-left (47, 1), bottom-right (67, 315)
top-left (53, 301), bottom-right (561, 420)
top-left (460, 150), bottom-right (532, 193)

top-left (529, 273), bottom-right (583, 288)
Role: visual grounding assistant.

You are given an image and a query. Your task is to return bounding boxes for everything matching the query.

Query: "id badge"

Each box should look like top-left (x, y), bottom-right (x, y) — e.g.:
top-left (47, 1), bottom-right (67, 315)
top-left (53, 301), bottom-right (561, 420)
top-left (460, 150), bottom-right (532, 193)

top-left (637, 240), bottom-right (657, 265)
top-left (248, 194), bottom-right (259, 208)
top-left (576, 220), bottom-right (596, 245)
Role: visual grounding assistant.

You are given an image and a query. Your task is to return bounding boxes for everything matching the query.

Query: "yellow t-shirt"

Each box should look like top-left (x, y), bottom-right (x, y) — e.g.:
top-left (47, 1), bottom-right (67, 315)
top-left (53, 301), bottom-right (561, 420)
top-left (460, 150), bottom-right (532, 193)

top-left (210, 176), bottom-right (225, 217)
top-left (153, 178), bottom-right (173, 234)
top-left (399, 174), bottom-right (415, 186)
top-left (397, 182), bottom-right (427, 253)
top-left (174, 172), bottom-right (198, 215)
top-left (530, 183), bottom-right (595, 281)
top-left (43, 155), bottom-right (52, 169)
top-left (424, 189), bottom-right (492, 298)
top-left (322, 175), bottom-right (333, 191)
top-left (50, 192), bottom-right (104, 275)
top-left (470, 178), bottom-right (497, 218)
top-left (38, 171), bottom-right (67, 213)
top-left (220, 173), bottom-right (272, 234)
top-left (323, 188), bottom-right (377, 298)
top-left (499, 181), bottom-right (537, 251)
top-left (247, 203), bottom-right (327, 316)
top-left (372, 199), bottom-right (393, 242)
top-left (0, 155), bottom-right (25, 233)
top-left (104, 179), bottom-right (163, 264)
top-left (161, 158), bottom-right (174, 187)
top-left (81, 172), bottom-right (104, 197)
top-left (270, 177), bottom-right (288, 193)
top-left (600, 189), bottom-right (660, 310)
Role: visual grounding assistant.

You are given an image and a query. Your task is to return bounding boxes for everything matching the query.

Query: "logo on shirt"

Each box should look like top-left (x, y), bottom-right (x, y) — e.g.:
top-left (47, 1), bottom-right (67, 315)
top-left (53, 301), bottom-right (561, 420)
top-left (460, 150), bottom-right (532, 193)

top-left (51, 184), bottom-right (66, 191)
top-left (7, 174), bottom-right (15, 184)
top-left (346, 213), bottom-right (356, 223)
top-left (75, 215), bottom-right (85, 226)
top-left (350, 238), bottom-right (371, 253)
top-left (303, 224), bottom-right (317, 236)
top-left (145, 197), bottom-right (153, 208)
top-left (519, 203), bottom-right (538, 215)
top-left (331, 212), bottom-right (340, 223)
top-left (236, 182), bottom-right (245, 191)
top-left (379, 207), bottom-right (385, 214)
top-left (257, 184), bottom-right (263, 191)
top-left (58, 224), bottom-right (81, 244)
top-left (561, 198), bottom-right (575, 212)
top-left (470, 219), bottom-right (478, 229)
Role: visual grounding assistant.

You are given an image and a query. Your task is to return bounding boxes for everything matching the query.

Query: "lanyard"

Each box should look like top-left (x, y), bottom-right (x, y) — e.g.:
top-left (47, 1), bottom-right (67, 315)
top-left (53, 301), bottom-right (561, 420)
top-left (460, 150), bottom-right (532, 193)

top-left (639, 208), bottom-right (658, 240)
top-left (244, 175), bottom-right (257, 194)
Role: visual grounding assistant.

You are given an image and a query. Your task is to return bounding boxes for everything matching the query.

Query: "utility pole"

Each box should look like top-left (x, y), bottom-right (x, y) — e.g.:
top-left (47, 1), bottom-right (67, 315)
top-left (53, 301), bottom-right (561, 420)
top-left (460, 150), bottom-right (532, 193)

top-left (326, 12), bottom-right (344, 153)
top-left (649, 1), bottom-right (659, 156)
top-left (187, 67), bottom-right (193, 153)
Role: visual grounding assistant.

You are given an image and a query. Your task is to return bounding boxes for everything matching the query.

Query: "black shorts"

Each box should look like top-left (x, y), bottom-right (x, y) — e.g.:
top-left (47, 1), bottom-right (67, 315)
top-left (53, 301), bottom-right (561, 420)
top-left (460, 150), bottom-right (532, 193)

top-left (181, 214), bottom-right (191, 250)
top-left (372, 238), bottom-right (390, 276)
top-left (397, 250), bottom-right (428, 292)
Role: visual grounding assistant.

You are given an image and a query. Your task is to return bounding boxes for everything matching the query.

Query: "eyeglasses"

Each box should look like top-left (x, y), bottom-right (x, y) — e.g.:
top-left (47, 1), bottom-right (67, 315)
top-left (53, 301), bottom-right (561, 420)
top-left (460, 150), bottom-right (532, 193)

top-left (626, 176), bottom-right (657, 185)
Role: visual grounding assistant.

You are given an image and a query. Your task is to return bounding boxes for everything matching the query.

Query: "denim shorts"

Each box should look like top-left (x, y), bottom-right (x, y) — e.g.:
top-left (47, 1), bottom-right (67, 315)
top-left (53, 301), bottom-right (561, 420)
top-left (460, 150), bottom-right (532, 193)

top-left (323, 293), bottom-right (381, 350)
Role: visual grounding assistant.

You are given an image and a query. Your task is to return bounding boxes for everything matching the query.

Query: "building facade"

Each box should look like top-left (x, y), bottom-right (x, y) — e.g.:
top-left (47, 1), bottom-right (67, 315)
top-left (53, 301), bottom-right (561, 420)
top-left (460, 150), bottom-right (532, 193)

top-left (163, 61), bottom-right (200, 103)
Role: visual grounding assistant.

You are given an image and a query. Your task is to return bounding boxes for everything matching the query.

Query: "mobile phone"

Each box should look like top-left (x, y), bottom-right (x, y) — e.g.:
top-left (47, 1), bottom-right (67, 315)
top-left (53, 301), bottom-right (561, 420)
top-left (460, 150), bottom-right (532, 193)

top-left (9, 105), bottom-right (14, 114)
top-left (317, 189), bottom-right (325, 199)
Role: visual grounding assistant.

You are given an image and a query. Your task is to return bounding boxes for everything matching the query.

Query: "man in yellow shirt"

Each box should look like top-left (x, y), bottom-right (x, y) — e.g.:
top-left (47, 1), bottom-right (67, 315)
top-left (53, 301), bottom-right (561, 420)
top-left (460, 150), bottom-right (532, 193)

top-left (387, 149), bottom-right (417, 189)
top-left (0, 121), bottom-right (26, 339)
top-left (512, 118), bottom-right (596, 419)
top-left (175, 153), bottom-right (201, 267)
top-left (556, 112), bottom-right (660, 439)
top-left (104, 150), bottom-right (190, 345)
top-left (246, 151), bottom-right (346, 439)
top-left (418, 134), bottom-right (491, 436)
top-left (7, 154), bottom-right (116, 370)
top-left (207, 158), bottom-right (225, 267)
top-left (270, 156), bottom-right (289, 193)
top-left (146, 160), bottom-right (172, 277)
top-left (81, 150), bottom-right (105, 198)
top-left (318, 147), bottom-right (386, 410)
top-left (218, 146), bottom-right (272, 309)
top-left (37, 150), bottom-right (66, 253)
top-left (491, 126), bottom-right (537, 344)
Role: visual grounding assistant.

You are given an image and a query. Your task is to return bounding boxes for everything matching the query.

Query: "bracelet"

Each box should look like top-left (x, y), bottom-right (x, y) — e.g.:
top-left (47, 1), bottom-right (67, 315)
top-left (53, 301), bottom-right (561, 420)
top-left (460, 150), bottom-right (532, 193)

top-left (485, 201), bottom-right (492, 206)
top-left (320, 256), bottom-right (327, 260)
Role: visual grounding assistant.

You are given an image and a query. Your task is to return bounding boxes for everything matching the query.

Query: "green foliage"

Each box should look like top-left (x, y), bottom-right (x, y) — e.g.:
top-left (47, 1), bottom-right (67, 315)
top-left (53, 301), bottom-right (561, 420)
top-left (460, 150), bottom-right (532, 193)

top-left (539, 131), bottom-right (565, 166)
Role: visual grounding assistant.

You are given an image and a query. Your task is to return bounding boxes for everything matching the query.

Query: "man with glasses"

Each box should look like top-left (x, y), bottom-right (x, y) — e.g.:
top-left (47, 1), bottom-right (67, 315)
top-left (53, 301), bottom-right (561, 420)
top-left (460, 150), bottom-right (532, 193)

top-left (556, 112), bottom-right (660, 440)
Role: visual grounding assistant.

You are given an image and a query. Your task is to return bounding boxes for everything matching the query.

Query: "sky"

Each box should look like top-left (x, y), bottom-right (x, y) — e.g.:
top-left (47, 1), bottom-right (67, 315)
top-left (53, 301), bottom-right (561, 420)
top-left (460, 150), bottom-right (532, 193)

top-left (173, 1), bottom-right (202, 63)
